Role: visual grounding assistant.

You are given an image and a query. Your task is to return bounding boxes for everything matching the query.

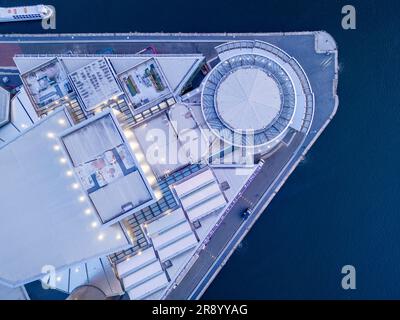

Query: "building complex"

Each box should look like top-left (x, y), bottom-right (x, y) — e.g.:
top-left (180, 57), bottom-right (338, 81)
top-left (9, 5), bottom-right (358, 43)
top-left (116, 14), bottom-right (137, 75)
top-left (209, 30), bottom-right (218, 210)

top-left (0, 32), bottom-right (338, 300)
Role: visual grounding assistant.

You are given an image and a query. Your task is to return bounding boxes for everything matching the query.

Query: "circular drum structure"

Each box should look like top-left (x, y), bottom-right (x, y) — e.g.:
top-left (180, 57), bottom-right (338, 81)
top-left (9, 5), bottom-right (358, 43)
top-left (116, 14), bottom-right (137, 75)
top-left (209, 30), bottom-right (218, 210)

top-left (201, 42), bottom-right (313, 150)
top-left (215, 67), bottom-right (282, 132)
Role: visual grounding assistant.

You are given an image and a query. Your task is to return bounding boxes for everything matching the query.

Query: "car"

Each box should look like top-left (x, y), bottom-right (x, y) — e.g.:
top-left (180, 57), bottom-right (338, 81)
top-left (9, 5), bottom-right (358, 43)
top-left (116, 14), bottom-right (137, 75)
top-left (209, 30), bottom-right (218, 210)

top-left (241, 209), bottom-right (252, 220)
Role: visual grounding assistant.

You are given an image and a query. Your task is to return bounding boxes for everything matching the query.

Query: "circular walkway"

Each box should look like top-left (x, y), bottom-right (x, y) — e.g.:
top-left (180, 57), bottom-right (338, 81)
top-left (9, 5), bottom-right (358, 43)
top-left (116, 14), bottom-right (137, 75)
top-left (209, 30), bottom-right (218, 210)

top-left (201, 53), bottom-right (296, 147)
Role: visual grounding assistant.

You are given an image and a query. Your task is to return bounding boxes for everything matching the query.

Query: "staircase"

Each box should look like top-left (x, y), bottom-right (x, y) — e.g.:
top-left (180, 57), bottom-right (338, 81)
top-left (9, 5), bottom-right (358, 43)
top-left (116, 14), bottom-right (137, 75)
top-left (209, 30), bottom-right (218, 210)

top-left (67, 99), bottom-right (87, 124)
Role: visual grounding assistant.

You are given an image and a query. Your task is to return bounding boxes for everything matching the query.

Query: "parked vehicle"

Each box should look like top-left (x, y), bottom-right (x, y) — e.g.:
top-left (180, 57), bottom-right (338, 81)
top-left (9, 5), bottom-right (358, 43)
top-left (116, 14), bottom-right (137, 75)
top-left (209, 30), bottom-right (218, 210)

top-left (241, 208), bottom-right (252, 220)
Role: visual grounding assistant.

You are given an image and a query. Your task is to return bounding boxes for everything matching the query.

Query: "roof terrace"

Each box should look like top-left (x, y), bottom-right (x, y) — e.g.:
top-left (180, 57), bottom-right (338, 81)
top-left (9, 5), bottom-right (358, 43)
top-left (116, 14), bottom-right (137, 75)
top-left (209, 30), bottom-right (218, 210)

top-left (117, 58), bottom-right (171, 110)
top-left (59, 111), bottom-right (156, 226)
top-left (21, 58), bottom-right (74, 113)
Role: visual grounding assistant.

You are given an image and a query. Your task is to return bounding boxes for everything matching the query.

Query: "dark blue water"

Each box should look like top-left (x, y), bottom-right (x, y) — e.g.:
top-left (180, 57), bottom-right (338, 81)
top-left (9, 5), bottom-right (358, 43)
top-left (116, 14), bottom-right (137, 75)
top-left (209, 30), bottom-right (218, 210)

top-left (1, 0), bottom-right (400, 299)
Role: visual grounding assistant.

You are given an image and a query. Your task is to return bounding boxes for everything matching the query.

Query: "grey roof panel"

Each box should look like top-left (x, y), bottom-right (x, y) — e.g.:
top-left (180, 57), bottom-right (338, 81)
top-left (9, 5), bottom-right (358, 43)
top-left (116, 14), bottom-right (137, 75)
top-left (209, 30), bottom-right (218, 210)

top-left (0, 87), bottom-right (10, 128)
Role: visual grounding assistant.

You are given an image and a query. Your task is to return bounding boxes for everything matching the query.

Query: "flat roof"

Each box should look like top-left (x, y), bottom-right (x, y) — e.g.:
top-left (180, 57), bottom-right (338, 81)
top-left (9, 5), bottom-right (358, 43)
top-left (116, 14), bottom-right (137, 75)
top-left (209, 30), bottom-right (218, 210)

top-left (59, 111), bottom-right (156, 225)
top-left (173, 169), bottom-right (227, 222)
top-left (117, 58), bottom-right (171, 109)
top-left (10, 87), bottom-right (39, 130)
top-left (0, 283), bottom-right (27, 300)
top-left (146, 208), bottom-right (198, 262)
top-left (0, 108), bottom-right (130, 287)
top-left (0, 88), bottom-right (38, 148)
top-left (133, 112), bottom-right (190, 178)
top-left (20, 58), bottom-right (73, 111)
top-left (156, 56), bottom-right (204, 92)
top-left (69, 59), bottom-right (122, 111)
top-left (14, 56), bottom-right (54, 75)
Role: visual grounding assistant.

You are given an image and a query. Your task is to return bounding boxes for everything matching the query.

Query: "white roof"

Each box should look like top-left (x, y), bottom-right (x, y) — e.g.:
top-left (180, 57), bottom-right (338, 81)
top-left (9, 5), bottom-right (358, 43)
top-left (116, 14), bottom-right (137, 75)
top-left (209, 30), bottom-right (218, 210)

top-left (216, 68), bottom-right (281, 131)
top-left (11, 87), bottom-right (39, 128)
top-left (55, 257), bottom-right (123, 296)
top-left (123, 261), bottom-right (163, 291)
top-left (174, 169), bottom-right (227, 222)
top-left (146, 208), bottom-right (187, 236)
top-left (0, 284), bottom-right (27, 300)
top-left (13, 56), bottom-right (53, 75)
top-left (116, 247), bottom-right (157, 278)
top-left (157, 56), bottom-right (203, 91)
top-left (128, 272), bottom-right (168, 300)
top-left (168, 103), bottom-right (197, 132)
top-left (108, 57), bottom-right (148, 74)
top-left (174, 169), bottom-right (215, 197)
top-left (60, 112), bottom-right (155, 225)
top-left (146, 208), bottom-right (198, 262)
top-left (115, 247), bottom-right (169, 300)
top-left (0, 88), bottom-right (38, 147)
top-left (0, 122), bottom-right (19, 145)
top-left (0, 109), bottom-right (129, 287)
top-left (133, 113), bottom-right (191, 178)
top-left (59, 57), bottom-right (99, 73)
